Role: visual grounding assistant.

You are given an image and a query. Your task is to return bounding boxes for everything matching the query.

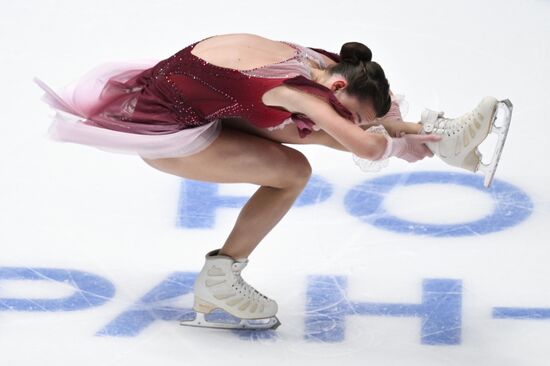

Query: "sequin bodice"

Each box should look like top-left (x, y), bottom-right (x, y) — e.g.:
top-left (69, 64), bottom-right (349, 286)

top-left (124, 40), bottom-right (354, 135)
top-left (65, 39), bottom-right (353, 137)
top-left (152, 40), bottom-right (294, 128)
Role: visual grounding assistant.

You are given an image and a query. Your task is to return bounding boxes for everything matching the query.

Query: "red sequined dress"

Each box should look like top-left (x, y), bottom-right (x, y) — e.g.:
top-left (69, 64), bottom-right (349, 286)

top-left (34, 38), bottom-right (401, 159)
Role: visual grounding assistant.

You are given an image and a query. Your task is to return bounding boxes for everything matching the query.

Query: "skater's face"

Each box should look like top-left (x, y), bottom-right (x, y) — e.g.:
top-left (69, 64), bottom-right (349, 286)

top-left (330, 79), bottom-right (377, 125)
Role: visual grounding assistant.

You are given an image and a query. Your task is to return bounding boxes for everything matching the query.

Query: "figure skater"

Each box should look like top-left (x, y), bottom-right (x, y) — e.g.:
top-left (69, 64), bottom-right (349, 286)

top-left (34, 33), bottom-right (511, 330)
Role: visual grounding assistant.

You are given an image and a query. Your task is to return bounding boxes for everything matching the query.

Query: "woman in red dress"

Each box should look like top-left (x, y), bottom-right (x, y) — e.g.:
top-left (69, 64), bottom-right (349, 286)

top-left (36, 33), bottom-right (496, 330)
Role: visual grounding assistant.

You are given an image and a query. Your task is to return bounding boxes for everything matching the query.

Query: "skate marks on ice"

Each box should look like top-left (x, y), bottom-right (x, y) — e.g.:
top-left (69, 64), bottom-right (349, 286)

top-left (177, 171), bottom-right (533, 238)
top-left (304, 276), bottom-right (462, 345)
top-left (4, 268), bottom-right (550, 347)
top-left (0, 172), bottom-right (540, 360)
top-left (343, 171), bottom-right (532, 237)
top-left (0, 267), bottom-right (115, 311)
top-left (94, 271), bottom-right (280, 341)
top-left (0, 268), bottom-right (459, 344)
top-left (0, 268), bottom-right (473, 344)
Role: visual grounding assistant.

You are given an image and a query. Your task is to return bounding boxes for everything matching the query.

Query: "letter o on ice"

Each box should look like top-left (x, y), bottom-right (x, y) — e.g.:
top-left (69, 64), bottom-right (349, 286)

top-left (344, 171), bottom-right (533, 237)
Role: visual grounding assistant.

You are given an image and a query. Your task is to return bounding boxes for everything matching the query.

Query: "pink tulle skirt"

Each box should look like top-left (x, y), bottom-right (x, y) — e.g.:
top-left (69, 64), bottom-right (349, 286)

top-left (34, 60), bottom-right (221, 159)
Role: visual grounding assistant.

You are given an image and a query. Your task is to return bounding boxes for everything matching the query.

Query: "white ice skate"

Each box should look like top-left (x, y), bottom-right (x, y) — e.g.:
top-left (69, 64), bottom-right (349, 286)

top-left (180, 249), bottom-right (281, 330)
top-left (421, 97), bottom-right (513, 188)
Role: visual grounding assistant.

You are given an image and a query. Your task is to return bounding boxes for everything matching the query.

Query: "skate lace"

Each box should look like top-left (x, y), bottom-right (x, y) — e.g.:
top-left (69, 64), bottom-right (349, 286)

top-left (435, 113), bottom-right (476, 137)
top-left (232, 262), bottom-right (269, 302)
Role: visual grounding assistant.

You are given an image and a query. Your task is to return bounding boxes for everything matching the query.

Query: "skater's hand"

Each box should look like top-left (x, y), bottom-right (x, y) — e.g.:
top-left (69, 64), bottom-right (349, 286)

top-left (388, 133), bottom-right (442, 162)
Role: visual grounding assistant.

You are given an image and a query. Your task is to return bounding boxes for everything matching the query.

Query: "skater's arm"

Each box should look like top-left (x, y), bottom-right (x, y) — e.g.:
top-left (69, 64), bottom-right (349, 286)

top-left (358, 95), bottom-right (422, 137)
top-left (268, 85), bottom-right (440, 162)
top-left (315, 119), bottom-right (422, 151)
top-left (273, 86), bottom-right (388, 160)
top-left (359, 118), bottom-right (423, 137)
top-left (313, 130), bottom-right (352, 152)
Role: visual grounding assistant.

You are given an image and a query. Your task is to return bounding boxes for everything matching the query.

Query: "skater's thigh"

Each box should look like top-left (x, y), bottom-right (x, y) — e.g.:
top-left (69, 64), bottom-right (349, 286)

top-left (141, 126), bottom-right (312, 188)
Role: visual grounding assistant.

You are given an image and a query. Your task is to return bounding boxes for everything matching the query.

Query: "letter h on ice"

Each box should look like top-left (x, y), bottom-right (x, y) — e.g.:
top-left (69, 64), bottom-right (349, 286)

top-left (305, 276), bottom-right (462, 345)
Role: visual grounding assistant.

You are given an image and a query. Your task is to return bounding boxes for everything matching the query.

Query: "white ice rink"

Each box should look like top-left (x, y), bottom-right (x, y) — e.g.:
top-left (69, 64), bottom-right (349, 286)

top-left (1, 0), bottom-right (550, 365)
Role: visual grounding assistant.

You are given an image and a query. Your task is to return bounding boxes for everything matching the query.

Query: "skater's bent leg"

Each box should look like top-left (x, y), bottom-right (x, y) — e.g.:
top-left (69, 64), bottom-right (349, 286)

top-left (220, 179), bottom-right (309, 258)
top-left (141, 127), bottom-right (311, 259)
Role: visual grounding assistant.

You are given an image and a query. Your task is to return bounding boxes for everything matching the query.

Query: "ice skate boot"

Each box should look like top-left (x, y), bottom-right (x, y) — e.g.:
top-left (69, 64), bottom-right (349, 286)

top-left (421, 97), bottom-right (513, 188)
top-left (180, 249), bottom-right (281, 330)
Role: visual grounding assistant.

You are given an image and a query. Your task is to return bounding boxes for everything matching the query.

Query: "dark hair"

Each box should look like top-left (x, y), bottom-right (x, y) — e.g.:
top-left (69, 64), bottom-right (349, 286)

top-left (328, 42), bottom-right (391, 118)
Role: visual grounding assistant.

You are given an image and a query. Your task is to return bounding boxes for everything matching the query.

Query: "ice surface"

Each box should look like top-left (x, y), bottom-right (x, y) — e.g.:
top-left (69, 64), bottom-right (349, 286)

top-left (1, 0), bottom-right (550, 365)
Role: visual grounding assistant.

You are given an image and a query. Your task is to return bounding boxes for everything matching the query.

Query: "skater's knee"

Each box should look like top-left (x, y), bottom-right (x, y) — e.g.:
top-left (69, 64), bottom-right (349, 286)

top-left (281, 149), bottom-right (312, 188)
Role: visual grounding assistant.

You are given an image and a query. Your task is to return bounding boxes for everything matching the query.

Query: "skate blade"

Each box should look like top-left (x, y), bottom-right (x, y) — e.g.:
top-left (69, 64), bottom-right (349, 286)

top-left (180, 312), bottom-right (281, 330)
top-left (478, 99), bottom-right (513, 188)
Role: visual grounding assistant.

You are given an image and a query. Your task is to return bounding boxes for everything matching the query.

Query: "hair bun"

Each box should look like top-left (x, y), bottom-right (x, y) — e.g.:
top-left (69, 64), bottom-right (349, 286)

top-left (340, 42), bottom-right (372, 65)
